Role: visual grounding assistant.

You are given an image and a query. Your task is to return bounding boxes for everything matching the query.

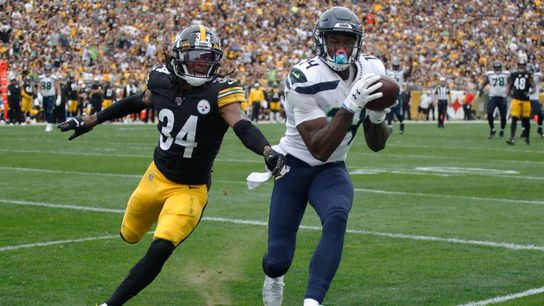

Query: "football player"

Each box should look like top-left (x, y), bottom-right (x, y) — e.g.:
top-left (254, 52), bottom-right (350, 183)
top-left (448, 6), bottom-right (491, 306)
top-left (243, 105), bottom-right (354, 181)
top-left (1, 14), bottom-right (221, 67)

top-left (58, 25), bottom-right (288, 306)
top-left (480, 60), bottom-right (510, 138)
top-left (261, 7), bottom-right (390, 306)
top-left (386, 56), bottom-right (412, 134)
top-left (527, 63), bottom-right (543, 138)
top-left (38, 63), bottom-right (61, 132)
top-left (506, 56), bottom-right (535, 145)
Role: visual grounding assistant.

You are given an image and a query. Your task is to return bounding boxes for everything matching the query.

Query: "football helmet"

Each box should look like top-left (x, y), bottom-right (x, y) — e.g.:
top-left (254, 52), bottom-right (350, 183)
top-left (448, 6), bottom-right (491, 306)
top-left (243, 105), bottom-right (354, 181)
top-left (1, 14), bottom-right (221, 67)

top-left (517, 56), bottom-right (527, 71)
top-left (392, 59), bottom-right (400, 71)
top-left (526, 63), bottom-right (535, 74)
top-left (171, 25), bottom-right (223, 87)
top-left (314, 7), bottom-right (363, 72)
top-left (492, 60), bottom-right (502, 71)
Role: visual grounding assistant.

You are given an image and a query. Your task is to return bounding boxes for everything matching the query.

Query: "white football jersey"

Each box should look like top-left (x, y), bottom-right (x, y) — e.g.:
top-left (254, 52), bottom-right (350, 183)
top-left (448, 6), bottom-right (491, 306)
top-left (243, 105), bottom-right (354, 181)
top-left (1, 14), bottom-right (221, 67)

top-left (39, 74), bottom-right (57, 97)
top-left (529, 72), bottom-right (542, 100)
top-left (386, 69), bottom-right (405, 92)
top-left (277, 55), bottom-right (385, 166)
top-left (485, 71), bottom-right (509, 97)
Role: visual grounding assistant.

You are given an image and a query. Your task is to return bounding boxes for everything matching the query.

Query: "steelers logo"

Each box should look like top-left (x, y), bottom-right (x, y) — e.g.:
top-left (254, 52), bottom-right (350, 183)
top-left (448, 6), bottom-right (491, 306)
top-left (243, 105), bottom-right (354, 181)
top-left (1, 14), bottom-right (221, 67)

top-left (197, 99), bottom-right (211, 114)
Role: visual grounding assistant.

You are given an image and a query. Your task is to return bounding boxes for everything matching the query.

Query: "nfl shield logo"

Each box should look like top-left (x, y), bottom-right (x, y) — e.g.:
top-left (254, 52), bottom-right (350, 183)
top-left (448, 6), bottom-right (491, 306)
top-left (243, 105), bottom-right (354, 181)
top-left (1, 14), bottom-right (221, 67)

top-left (175, 97), bottom-right (183, 106)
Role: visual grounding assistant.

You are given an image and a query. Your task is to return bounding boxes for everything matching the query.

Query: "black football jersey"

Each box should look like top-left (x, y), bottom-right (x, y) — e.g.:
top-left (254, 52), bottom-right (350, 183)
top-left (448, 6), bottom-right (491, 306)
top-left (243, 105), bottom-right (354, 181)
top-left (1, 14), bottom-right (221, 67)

top-left (146, 65), bottom-right (246, 185)
top-left (510, 71), bottom-right (531, 100)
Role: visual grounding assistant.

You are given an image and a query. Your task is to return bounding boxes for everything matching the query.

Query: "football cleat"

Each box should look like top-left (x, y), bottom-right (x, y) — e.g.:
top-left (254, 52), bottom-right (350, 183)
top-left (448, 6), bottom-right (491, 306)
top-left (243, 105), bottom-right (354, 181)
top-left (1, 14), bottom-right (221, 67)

top-left (525, 137), bottom-right (530, 145)
top-left (488, 129), bottom-right (496, 139)
top-left (506, 138), bottom-right (515, 145)
top-left (499, 130), bottom-right (504, 138)
top-left (537, 127), bottom-right (543, 138)
top-left (263, 275), bottom-right (284, 306)
top-left (304, 298), bottom-right (323, 306)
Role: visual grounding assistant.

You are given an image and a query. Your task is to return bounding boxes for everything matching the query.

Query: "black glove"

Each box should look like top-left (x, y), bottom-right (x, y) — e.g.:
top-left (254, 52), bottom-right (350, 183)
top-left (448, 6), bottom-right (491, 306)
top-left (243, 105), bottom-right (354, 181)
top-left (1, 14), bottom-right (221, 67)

top-left (57, 117), bottom-right (93, 140)
top-left (264, 148), bottom-right (290, 179)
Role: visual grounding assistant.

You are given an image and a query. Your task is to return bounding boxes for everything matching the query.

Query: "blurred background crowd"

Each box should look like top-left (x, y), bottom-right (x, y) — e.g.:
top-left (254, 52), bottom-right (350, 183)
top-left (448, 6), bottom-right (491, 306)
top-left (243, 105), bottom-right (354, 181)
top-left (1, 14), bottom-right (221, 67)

top-left (0, 0), bottom-right (542, 123)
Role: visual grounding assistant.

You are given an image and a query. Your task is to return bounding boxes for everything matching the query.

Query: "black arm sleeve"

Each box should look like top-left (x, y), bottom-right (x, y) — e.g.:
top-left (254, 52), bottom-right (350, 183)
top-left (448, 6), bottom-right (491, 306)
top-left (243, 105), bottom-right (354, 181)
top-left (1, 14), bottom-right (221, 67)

top-left (232, 119), bottom-right (270, 156)
top-left (96, 91), bottom-right (147, 124)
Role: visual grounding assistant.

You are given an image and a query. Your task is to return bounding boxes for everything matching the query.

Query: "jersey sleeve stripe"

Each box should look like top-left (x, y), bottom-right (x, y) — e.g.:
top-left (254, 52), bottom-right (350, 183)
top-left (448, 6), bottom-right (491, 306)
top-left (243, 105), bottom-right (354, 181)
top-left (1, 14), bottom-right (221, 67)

top-left (218, 86), bottom-right (244, 95)
top-left (218, 88), bottom-right (245, 99)
top-left (218, 92), bottom-right (246, 107)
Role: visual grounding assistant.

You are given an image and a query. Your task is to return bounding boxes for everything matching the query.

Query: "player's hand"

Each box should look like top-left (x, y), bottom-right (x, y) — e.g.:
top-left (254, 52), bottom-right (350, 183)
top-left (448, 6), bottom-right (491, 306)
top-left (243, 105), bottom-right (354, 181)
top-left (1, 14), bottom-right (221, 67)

top-left (55, 95), bottom-right (61, 106)
top-left (343, 73), bottom-right (383, 113)
top-left (57, 117), bottom-right (93, 140)
top-left (264, 148), bottom-right (290, 179)
top-left (366, 109), bottom-right (386, 124)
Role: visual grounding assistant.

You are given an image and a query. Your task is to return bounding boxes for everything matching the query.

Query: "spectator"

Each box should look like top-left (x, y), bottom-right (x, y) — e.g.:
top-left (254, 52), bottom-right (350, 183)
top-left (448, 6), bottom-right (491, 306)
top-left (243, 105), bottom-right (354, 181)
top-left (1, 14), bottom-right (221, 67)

top-left (7, 73), bottom-right (23, 124)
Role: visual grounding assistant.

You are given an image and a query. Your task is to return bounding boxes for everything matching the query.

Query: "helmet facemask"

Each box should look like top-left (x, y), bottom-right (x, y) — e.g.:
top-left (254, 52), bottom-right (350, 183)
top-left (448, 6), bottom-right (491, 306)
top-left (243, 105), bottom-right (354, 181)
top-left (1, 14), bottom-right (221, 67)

top-left (316, 30), bottom-right (362, 72)
top-left (171, 26), bottom-right (223, 87)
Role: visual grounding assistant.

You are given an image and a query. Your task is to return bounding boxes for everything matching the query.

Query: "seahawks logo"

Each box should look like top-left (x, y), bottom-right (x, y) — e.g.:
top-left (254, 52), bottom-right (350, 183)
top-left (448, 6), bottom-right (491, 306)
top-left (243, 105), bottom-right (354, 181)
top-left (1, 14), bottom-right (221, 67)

top-left (289, 68), bottom-right (307, 84)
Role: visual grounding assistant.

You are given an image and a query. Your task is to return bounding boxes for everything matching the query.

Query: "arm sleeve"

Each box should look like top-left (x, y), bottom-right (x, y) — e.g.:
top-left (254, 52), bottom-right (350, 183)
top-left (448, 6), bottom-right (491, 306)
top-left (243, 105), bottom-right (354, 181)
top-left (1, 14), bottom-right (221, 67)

top-left (232, 119), bottom-right (270, 156)
top-left (96, 91), bottom-right (147, 124)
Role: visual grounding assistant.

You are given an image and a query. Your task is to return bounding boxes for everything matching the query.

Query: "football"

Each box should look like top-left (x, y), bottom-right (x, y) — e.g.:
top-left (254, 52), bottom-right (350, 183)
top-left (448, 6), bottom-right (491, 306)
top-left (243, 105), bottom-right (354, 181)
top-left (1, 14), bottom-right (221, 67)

top-left (365, 75), bottom-right (400, 111)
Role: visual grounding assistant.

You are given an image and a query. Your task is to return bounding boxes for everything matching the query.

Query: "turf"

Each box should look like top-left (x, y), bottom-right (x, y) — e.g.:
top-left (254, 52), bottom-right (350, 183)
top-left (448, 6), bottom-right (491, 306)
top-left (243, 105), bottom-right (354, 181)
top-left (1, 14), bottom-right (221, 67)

top-left (0, 121), bottom-right (543, 305)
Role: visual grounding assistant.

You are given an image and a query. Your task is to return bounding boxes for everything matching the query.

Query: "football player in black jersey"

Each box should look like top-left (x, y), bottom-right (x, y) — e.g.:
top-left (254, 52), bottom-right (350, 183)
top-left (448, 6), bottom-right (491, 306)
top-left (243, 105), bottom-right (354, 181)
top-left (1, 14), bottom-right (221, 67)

top-left (506, 57), bottom-right (535, 145)
top-left (58, 25), bottom-right (288, 306)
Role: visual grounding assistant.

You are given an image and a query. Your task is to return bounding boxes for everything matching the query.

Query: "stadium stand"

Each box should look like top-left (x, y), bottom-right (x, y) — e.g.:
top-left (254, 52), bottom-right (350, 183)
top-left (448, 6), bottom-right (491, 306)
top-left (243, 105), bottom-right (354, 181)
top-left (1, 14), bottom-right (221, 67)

top-left (0, 0), bottom-right (542, 121)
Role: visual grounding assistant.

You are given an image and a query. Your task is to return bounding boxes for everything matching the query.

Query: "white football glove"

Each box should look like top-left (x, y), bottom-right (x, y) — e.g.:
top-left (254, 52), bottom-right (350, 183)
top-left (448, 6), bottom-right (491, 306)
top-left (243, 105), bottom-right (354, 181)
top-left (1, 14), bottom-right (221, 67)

top-left (342, 73), bottom-right (383, 113)
top-left (55, 95), bottom-right (61, 106)
top-left (37, 92), bottom-right (43, 104)
top-left (366, 109), bottom-right (386, 124)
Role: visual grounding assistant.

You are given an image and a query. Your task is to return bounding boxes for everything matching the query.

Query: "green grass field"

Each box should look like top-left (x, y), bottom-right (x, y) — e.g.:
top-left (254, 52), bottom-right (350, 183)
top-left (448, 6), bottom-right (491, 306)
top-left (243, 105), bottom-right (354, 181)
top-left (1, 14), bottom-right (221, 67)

top-left (1, 121), bottom-right (543, 306)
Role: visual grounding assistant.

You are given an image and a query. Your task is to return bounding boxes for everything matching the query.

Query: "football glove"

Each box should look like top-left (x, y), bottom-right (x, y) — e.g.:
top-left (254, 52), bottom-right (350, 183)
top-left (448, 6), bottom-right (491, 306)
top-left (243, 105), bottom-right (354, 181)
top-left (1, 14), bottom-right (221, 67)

top-left (264, 148), bottom-right (290, 179)
top-left (57, 117), bottom-right (93, 140)
top-left (55, 95), bottom-right (61, 106)
top-left (343, 73), bottom-right (383, 113)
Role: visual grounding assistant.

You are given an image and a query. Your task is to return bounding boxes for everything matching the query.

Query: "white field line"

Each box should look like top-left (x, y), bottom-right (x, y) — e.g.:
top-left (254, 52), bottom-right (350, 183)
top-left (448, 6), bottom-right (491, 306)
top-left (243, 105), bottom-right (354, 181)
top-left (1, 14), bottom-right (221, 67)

top-left (0, 235), bottom-right (119, 252)
top-left (1, 199), bottom-right (543, 253)
top-left (357, 188), bottom-right (544, 206)
top-left (2, 146), bottom-right (543, 166)
top-left (458, 286), bottom-right (544, 306)
top-left (2, 166), bottom-right (543, 206)
top-left (350, 167), bottom-right (544, 181)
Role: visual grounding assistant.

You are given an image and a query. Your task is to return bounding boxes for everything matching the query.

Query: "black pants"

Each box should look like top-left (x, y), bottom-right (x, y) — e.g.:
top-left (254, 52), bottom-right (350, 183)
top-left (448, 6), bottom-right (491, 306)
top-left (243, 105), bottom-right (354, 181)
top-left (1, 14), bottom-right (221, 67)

top-left (437, 100), bottom-right (448, 127)
top-left (8, 102), bottom-right (23, 124)
top-left (251, 102), bottom-right (260, 122)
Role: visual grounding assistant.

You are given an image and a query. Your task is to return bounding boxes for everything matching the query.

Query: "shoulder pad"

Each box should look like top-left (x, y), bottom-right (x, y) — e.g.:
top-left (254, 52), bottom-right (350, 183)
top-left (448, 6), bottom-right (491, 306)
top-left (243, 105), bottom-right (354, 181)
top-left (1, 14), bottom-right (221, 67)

top-left (146, 65), bottom-right (174, 90)
top-left (285, 58), bottom-right (339, 94)
top-left (212, 78), bottom-right (246, 108)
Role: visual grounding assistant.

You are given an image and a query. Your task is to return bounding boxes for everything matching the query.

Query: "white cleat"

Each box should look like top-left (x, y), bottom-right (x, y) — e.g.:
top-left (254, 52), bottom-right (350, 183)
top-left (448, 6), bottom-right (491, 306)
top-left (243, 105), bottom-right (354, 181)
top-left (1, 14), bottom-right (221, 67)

top-left (263, 275), bottom-right (284, 306)
top-left (303, 298), bottom-right (323, 306)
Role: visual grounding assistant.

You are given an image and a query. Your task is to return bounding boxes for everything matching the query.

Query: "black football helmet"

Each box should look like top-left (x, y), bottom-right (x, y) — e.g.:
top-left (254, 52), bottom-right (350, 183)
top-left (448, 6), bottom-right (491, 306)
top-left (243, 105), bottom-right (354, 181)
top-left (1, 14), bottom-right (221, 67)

top-left (314, 7), bottom-right (363, 72)
top-left (492, 60), bottom-right (502, 71)
top-left (171, 25), bottom-right (223, 86)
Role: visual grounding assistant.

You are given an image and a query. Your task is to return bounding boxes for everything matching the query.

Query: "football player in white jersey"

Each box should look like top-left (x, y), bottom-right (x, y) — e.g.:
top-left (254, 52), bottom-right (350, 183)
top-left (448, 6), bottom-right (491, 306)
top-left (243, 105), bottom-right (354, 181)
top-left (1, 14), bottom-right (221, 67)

top-left (527, 63), bottom-right (543, 138)
top-left (480, 61), bottom-right (510, 138)
top-left (386, 56), bottom-right (412, 134)
top-left (38, 63), bottom-right (61, 132)
top-left (261, 7), bottom-right (390, 306)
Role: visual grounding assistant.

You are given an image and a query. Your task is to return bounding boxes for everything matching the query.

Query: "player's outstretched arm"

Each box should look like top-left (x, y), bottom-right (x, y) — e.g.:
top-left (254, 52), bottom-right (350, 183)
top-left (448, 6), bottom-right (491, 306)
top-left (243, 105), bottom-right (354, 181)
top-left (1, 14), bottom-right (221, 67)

top-left (220, 102), bottom-right (289, 179)
top-left (58, 90), bottom-right (151, 140)
top-left (362, 113), bottom-right (390, 152)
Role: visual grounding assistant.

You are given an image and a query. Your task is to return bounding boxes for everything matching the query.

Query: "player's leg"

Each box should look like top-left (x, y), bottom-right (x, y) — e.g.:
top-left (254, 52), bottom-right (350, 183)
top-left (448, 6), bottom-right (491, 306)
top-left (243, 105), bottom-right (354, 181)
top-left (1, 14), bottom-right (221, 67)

top-left (263, 156), bottom-right (312, 306)
top-left (396, 101), bottom-right (405, 134)
top-left (507, 99), bottom-right (522, 145)
top-left (498, 98), bottom-right (507, 137)
top-left (521, 100), bottom-right (531, 144)
top-left (487, 97), bottom-right (496, 137)
top-left (531, 99), bottom-right (543, 137)
top-left (305, 162), bottom-right (353, 304)
top-left (104, 165), bottom-right (208, 306)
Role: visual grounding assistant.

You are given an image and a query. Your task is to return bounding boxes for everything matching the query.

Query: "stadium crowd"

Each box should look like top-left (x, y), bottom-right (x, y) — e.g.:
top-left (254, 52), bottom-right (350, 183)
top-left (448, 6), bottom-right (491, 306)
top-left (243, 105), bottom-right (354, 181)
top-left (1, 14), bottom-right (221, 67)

top-left (0, 0), bottom-right (542, 123)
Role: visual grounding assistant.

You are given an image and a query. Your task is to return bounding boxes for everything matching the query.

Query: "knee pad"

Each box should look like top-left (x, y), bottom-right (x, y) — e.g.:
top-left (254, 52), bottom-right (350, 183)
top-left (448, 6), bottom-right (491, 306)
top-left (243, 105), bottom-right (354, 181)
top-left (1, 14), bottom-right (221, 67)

top-left (262, 254), bottom-right (290, 278)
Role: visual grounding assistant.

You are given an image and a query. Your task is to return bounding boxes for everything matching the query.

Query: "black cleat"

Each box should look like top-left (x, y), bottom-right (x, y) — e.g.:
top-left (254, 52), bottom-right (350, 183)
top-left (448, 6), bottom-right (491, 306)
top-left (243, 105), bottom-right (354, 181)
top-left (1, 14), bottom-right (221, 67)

top-left (525, 137), bottom-right (530, 145)
top-left (499, 130), bottom-right (504, 138)
top-left (488, 129), bottom-right (496, 139)
top-left (506, 138), bottom-right (515, 145)
top-left (538, 127), bottom-right (543, 138)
